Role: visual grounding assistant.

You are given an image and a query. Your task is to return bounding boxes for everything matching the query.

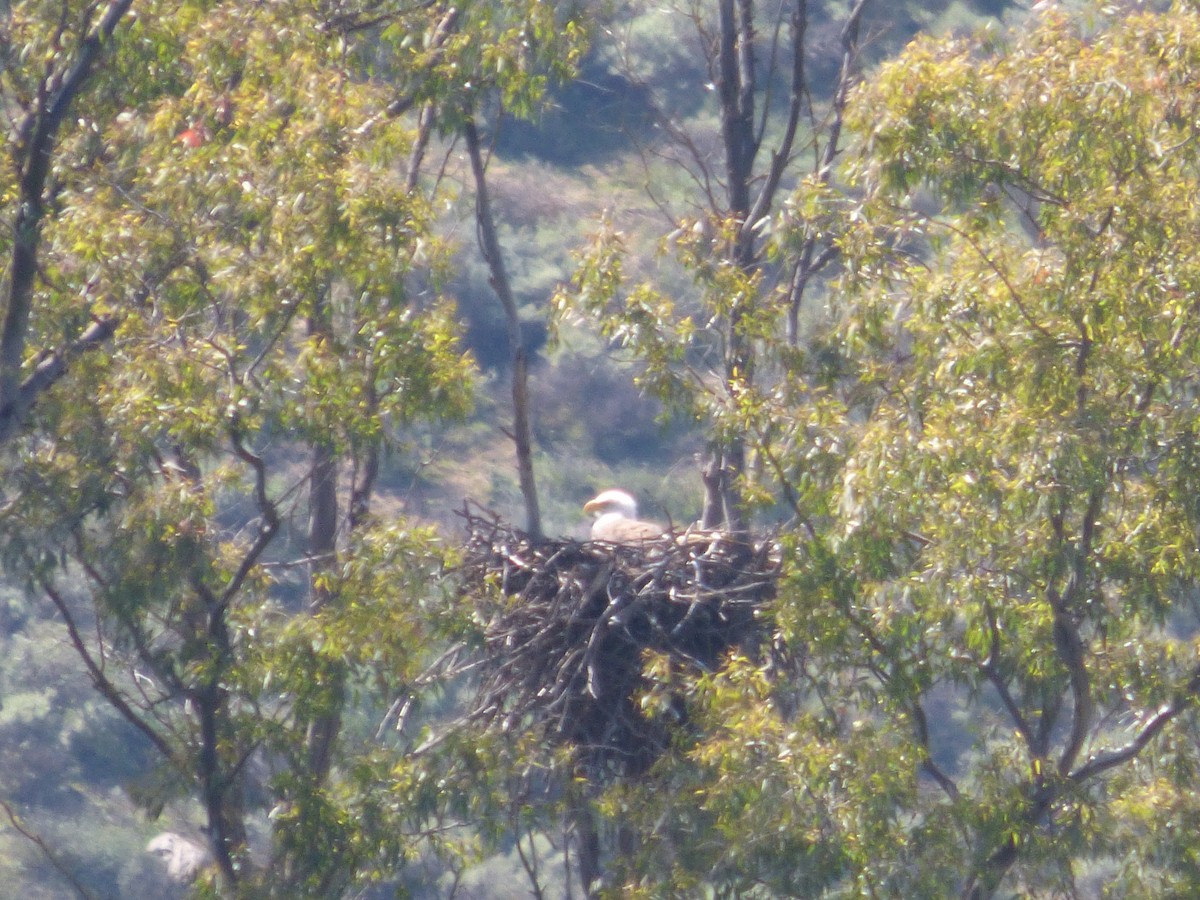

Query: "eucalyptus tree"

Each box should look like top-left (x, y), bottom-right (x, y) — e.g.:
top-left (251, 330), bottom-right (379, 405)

top-left (559, 0), bottom-right (871, 533)
top-left (545, 0), bottom-right (873, 891)
top-left (818, 7), bottom-right (1200, 893)
top-left (572, 3), bottom-right (1200, 896)
top-left (0, 0), bottom-right (586, 894)
top-left (446, 1), bottom-right (587, 540)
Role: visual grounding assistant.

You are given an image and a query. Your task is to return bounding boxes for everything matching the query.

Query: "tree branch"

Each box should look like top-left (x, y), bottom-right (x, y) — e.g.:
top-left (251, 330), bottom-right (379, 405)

top-left (744, 0), bottom-right (807, 242)
top-left (912, 698), bottom-right (960, 801)
top-left (785, 0), bottom-right (869, 345)
top-left (978, 592), bottom-right (1037, 756)
top-left (38, 575), bottom-right (176, 761)
top-left (1054, 485), bottom-right (1103, 777)
top-left (0, 314), bottom-right (119, 443)
top-left (1071, 666), bottom-right (1200, 782)
top-left (463, 116), bottom-right (542, 538)
top-left (0, 0), bottom-right (135, 445)
top-left (225, 417), bottom-right (281, 606)
top-left (0, 796), bottom-right (100, 900)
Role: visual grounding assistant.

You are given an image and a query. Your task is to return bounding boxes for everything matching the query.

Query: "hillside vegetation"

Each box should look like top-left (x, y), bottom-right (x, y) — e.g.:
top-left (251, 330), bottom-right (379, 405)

top-left (4, 1), bottom-right (1200, 898)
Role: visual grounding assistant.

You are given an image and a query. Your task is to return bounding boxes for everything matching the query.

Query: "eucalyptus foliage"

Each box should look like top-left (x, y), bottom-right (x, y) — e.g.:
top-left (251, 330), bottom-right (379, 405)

top-left (559, 3), bottom-right (1200, 897)
top-left (0, 0), bottom-right (586, 894)
top-left (10, 0), bottom-right (1200, 897)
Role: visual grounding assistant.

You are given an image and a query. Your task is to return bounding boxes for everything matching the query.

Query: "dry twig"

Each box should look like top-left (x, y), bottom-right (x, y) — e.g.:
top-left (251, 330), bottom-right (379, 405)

top-left (457, 503), bottom-right (780, 776)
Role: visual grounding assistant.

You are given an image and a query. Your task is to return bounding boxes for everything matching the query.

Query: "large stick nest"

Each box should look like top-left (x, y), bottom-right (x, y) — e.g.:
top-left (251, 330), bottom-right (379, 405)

top-left (458, 505), bottom-right (781, 776)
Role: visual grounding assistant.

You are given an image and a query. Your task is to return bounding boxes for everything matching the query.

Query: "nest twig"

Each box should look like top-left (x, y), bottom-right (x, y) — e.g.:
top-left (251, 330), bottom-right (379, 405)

top-left (457, 502), bottom-right (781, 777)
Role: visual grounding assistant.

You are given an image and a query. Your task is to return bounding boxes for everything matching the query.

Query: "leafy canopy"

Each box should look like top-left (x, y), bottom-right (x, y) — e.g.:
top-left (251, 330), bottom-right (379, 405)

top-left (559, 3), bottom-right (1200, 896)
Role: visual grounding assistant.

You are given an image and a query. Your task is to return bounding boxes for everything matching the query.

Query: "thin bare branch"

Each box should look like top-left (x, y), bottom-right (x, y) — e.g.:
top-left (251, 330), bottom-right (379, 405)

top-left (463, 117), bottom-right (542, 538)
top-left (224, 418), bottom-right (282, 606)
top-left (39, 576), bottom-right (176, 761)
top-left (912, 699), bottom-right (960, 801)
top-left (744, 0), bottom-right (808, 242)
top-left (1054, 485), bottom-right (1103, 777)
top-left (0, 797), bottom-right (101, 900)
top-left (1071, 666), bottom-right (1200, 781)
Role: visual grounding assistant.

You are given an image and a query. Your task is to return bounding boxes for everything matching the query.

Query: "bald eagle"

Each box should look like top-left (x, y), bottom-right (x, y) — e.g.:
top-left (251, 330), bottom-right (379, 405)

top-left (583, 489), bottom-right (666, 544)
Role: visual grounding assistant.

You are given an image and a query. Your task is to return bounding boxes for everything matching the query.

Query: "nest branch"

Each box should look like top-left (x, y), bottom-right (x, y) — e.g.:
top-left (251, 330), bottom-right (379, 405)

top-left (456, 503), bottom-right (781, 776)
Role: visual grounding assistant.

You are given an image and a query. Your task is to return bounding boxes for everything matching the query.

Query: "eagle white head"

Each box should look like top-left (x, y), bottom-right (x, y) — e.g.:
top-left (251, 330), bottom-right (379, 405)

top-left (583, 489), bottom-right (666, 543)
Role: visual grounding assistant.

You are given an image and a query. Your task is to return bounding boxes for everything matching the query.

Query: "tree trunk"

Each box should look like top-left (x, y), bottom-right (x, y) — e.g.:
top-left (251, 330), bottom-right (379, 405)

top-left (711, 0), bottom-right (762, 532)
top-left (463, 117), bottom-right (543, 539)
top-left (192, 582), bottom-right (249, 888)
top-left (706, 0), bottom-right (869, 528)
